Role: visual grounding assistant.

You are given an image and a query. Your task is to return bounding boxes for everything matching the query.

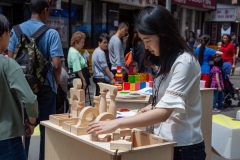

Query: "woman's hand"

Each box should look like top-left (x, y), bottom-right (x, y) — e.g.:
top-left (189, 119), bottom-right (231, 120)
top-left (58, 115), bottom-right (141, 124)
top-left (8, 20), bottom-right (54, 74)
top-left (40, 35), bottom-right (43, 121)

top-left (110, 79), bottom-right (115, 85)
top-left (232, 64), bottom-right (236, 70)
top-left (87, 120), bottom-right (119, 135)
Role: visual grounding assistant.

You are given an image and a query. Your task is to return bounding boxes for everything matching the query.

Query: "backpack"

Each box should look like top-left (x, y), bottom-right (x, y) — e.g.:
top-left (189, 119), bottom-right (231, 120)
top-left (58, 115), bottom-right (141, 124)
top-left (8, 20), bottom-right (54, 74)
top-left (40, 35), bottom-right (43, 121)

top-left (13, 25), bottom-right (50, 95)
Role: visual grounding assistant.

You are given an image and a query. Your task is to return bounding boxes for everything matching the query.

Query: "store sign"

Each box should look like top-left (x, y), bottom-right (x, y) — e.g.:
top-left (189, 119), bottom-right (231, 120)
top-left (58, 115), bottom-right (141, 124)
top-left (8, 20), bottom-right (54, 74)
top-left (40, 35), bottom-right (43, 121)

top-left (205, 8), bottom-right (236, 22)
top-left (101, 0), bottom-right (158, 7)
top-left (158, 0), bottom-right (216, 10)
top-left (46, 17), bottom-right (68, 42)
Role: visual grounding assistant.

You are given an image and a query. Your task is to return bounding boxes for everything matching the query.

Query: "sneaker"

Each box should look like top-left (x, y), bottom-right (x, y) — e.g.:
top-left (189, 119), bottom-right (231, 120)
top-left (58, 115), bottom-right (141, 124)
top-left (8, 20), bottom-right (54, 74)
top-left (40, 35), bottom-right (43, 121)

top-left (218, 107), bottom-right (226, 111)
top-left (212, 109), bottom-right (221, 113)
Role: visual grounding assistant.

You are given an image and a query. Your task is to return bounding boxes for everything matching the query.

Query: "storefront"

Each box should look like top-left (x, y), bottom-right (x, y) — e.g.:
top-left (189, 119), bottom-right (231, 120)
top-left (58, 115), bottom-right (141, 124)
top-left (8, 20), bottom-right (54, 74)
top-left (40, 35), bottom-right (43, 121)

top-left (204, 4), bottom-right (239, 44)
top-left (158, 0), bottom-right (217, 39)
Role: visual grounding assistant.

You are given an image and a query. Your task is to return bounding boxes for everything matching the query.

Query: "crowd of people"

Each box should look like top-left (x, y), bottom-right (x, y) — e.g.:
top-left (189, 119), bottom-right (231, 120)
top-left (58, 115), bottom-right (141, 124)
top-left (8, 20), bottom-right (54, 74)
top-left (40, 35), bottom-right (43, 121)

top-left (1, 0), bottom-right (239, 160)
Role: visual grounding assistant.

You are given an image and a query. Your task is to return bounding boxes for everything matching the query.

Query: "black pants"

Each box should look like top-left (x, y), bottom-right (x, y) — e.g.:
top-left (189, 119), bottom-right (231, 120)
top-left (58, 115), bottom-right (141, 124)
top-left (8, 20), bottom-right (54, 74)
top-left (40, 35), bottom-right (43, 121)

top-left (111, 69), bottom-right (117, 77)
top-left (174, 141), bottom-right (206, 160)
top-left (93, 78), bottom-right (108, 96)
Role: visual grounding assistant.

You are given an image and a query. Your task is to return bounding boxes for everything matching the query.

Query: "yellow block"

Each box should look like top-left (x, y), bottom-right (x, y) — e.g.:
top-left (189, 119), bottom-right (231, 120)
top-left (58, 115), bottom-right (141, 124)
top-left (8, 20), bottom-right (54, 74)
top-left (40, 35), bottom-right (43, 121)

top-left (130, 83), bottom-right (135, 91)
top-left (212, 114), bottom-right (240, 129)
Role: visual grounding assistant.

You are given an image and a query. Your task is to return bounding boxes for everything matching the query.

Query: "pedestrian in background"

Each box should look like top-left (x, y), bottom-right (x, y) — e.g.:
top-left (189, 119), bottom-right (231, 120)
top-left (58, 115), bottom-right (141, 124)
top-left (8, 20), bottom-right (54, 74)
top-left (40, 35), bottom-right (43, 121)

top-left (92, 34), bottom-right (115, 96)
top-left (108, 21), bottom-right (129, 75)
top-left (211, 57), bottom-right (224, 113)
top-left (68, 31), bottom-right (90, 90)
top-left (0, 14), bottom-right (38, 160)
top-left (230, 32), bottom-right (239, 75)
top-left (194, 34), bottom-right (223, 88)
top-left (221, 34), bottom-right (236, 75)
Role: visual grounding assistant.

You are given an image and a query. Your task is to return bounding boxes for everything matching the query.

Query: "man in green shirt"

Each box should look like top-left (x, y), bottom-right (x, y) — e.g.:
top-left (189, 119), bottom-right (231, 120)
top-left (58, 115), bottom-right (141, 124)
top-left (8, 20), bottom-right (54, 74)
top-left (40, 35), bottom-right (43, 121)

top-left (0, 14), bottom-right (38, 160)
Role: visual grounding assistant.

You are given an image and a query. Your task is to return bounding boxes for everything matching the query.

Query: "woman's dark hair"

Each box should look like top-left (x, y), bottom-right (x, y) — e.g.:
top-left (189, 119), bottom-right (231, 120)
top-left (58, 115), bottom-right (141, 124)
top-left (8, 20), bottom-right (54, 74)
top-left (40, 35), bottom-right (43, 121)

top-left (189, 31), bottom-right (195, 39)
top-left (198, 34), bottom-right (210, 65)
top-left (213, 57), bottom-right (223, 68)
top-left (30, 0), bottom-right (49, 14)
top-left (222, 34), bottom-right (231, 44)
top-left (135, 5), bottom-right (193, 77)
top-left (98, 33), bottom-right (109, 43)
top-left (0, 14), bottom-right (9, 36)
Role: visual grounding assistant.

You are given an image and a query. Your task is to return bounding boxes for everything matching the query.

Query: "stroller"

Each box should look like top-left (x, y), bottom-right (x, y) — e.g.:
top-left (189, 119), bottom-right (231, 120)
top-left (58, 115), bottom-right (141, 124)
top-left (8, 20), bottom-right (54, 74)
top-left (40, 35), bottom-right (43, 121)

top-left (222, 62), bottom-right (240, 107)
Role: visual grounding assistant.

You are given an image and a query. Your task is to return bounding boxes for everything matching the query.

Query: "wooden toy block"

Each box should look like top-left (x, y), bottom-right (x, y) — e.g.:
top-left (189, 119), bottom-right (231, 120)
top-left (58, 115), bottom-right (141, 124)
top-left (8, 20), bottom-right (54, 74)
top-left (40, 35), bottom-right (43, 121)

top-left (93, 96), bottom-right (101, 110)
top-left (73, 78), bottom-right (82, 89)
top-left (130, 83), bottom-right (135, 91)
top-left (120, 129), bottom-right (132, 137)
top-left (62, 121), bottom-right (78, 132)
top-left (89, 134), bottom-right (98, 141)
top-left (98, 83), bottom-right (118, 95)
top-left (110, 140), bottom-right (132, 151)
top-left (72, 100), bottom-right (85, 118)
top-left (49, 114), bottom-right (78, 126)
top-left (103, 135), bottom-right (111, 142)
top-left (69, 98), bottom-right (73, 105)
top-left (99, 91), bottom-right (107, 114)
top-left (112, 132), bottom-right (121, 141)
top-left (75, 107), bottom-right (99, 127)
top-left (71, 126), bottom-right (88, 136)
top-left (108, 94), bottom-right (117, 117)
top-left (70, 88), bottom-right (85, 102)
top-left (95, 112), bottom-right (115, 122)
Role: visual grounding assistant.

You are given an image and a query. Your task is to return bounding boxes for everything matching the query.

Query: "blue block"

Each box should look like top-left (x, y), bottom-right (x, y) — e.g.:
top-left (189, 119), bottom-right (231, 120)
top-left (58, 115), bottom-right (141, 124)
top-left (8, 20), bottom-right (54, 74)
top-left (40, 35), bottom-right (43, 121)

top-left (140, 82), bottom-right (146, 89)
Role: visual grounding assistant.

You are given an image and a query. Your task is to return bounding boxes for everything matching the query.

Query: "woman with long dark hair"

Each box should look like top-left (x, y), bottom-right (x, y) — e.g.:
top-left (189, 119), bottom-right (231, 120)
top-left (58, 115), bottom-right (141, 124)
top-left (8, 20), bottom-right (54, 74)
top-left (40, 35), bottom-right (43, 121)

top-left (194, 34), bottom-right (223, 88)
top-left (88, 5), bottom-right (206, 160)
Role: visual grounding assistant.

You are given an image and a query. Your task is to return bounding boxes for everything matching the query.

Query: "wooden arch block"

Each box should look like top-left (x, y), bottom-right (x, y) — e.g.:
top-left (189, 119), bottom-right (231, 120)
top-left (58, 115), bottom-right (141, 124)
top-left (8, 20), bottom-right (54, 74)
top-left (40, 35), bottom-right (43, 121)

top-left (98, 83), bottom-right (118, 95)
top-left (95, 112), bottom-right (115, 122)
top-left (75, 107), bottom-right (99, 127)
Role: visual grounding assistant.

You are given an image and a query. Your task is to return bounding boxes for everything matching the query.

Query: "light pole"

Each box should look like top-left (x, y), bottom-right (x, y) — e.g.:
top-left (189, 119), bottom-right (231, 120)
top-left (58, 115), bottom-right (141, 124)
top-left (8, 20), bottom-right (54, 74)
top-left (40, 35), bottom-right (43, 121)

top-left (166, 0), bottom-right (171, 12)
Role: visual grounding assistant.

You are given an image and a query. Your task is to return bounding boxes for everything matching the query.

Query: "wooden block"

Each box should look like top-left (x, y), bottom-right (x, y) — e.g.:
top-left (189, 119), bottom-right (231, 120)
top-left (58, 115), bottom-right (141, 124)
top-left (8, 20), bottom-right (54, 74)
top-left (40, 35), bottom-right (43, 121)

top-left (49, 114), bottom-right (78, 126)
top-left (62, 120), bottom-right (78, 132)
top-left (103, 135), bottom-right (111, 142)
top-left (73, 78), bottom-right (82, 89)
top-left (98, 83), bottom-right (118, 95)
top-left (112, 132), bottom-right (121, 141)
top-left (120, 129), bottom-right (132, 137)
top-left (95, 112), bottom-right (115, 122)
top-left (89, 134), bottom-right (98, 141)
top-left (71, 126), bottom-right (88, 136)
top-left (110, 140), bottom-right (132, 151)
top-left (75, 107), bottom-right (99, 127)
top-left (70, 88), bottom-right (85, 102)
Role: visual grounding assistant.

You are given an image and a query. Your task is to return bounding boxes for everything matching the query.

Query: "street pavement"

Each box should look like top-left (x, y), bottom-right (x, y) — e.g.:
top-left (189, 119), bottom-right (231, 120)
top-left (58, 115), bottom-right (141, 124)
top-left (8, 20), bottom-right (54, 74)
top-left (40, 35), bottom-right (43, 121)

top-left (85, 63), bottom-right (240, 160)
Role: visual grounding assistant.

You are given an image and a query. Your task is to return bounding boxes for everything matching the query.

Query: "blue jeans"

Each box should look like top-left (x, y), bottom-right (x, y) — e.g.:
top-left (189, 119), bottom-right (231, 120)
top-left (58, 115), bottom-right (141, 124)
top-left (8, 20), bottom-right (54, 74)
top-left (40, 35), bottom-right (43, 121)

top-left (174, 141), bottom-right (206, 160)
top-left (0, 137), bottom-right (27, 160)
top-left (213, 90), bottom-right (224, 109)
top-left (24, 86), bottom-right (56, 160)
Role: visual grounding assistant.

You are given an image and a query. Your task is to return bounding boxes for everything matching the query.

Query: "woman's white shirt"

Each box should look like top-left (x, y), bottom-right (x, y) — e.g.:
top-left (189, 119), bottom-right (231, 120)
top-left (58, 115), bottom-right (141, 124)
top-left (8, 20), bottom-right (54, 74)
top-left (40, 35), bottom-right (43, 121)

top-left (153, 52), bottom-right (203, 146)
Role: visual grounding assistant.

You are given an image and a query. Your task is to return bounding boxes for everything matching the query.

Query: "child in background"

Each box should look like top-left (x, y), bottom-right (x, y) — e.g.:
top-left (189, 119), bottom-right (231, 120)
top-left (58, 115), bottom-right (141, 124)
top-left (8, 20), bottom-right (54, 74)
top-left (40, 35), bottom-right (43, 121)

top-left (210, 57), bottom-right (224, 113)
top-left (217, 42), bottom-right (222, 51)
